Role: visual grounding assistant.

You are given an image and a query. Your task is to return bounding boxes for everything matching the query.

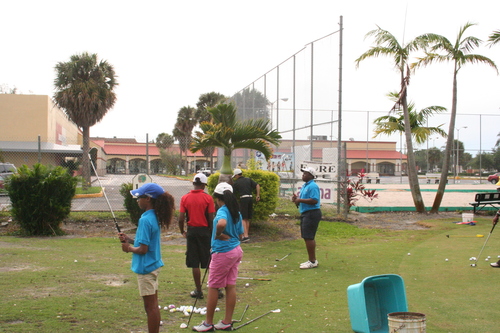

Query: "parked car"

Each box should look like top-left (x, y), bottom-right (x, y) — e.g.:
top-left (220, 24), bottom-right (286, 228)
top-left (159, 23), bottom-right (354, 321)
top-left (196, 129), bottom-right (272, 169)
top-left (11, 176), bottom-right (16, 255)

top-left (488, 172), bottom-right (500, 184)
top-left (198, 168), bottom-right (212, 176)
top-left (0, 163), bottom-right (16, 178)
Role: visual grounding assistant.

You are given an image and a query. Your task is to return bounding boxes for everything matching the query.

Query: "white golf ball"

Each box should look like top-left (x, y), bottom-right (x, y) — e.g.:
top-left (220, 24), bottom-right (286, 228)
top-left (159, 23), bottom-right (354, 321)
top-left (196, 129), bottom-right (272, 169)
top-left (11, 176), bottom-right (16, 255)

top-left (445, 259), bottom-right (448, 261)
top-left (471, 264), bottom-right (476, 267)
top-left (245, 283), bottom-right (250, 287)
top-left (485, 258), bottom-right (489, 261)
top-left (407, 253), bottom-right (411, 256)
top-left (201, 310), bottom-right (207, 315)
top-left (215, 307), bottom-right (220, 312)
top-left (180, 323), bottom-right (188, 329)
top-left (74, 260), bottom-right (78, 263)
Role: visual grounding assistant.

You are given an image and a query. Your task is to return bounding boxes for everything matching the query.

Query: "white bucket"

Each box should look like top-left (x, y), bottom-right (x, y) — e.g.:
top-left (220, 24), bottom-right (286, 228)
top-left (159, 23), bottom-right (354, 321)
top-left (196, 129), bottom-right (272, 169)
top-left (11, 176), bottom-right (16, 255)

top-left (462, 213), bottom-right (474, 223)
top-left (388, 312), bottom-right (426, 333)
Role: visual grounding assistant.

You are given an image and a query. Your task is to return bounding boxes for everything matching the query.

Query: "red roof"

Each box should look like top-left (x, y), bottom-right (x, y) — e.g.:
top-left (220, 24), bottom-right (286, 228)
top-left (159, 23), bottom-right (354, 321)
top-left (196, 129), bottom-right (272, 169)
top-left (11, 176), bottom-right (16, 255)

top-left (347, 150), bottom-right (407, 159)
top-left (103, 144), bottom-right (161, 156)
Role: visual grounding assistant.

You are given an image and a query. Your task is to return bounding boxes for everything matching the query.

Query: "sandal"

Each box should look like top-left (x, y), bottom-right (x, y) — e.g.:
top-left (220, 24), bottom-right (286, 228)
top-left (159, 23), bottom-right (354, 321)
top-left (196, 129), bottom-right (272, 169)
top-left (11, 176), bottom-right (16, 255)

top-left (190, 290), bottom-right (204, 299)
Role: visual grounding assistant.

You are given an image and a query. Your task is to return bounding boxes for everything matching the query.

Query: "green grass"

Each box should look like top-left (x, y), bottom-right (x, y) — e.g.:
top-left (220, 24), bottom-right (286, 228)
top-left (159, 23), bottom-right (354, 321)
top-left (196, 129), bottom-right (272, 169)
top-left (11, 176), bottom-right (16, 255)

top-left (75, 186), bottom-right (102, 195)
top-left (1, 215), bottom-right (500, 332)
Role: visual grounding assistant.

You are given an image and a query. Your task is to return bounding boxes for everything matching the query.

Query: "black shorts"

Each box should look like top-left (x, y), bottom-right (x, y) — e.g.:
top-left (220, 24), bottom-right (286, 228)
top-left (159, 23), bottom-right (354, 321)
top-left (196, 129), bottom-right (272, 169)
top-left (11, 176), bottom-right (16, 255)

top-left (239, 197), bottom-right (253, 220)
top-left (186, 226), bottom-right (211, 268)
top-left (300, 209), bottom-right (322, 240)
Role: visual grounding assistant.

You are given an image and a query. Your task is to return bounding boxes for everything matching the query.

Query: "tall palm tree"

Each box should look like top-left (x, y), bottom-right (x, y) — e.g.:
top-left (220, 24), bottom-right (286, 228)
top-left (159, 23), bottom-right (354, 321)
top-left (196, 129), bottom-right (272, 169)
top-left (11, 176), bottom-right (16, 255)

top-left (373, 93), bottom-right (448, 144)
top-left (191, 102), bottom-right (281, 183)
top-left (53, 52), bottom-right (118, 187)
top-left (173, 106), bottom-right (197, 174)
top-left (195, 92), bottom-right (227, 169)
top-left (412, 22), bottom-right (498, 213)
top-left (356, 27), bottom-right (429, 213)
top-left (487, 30), bottom-right (500, 46)
top-left (155, 132), bottom-right (174, 150)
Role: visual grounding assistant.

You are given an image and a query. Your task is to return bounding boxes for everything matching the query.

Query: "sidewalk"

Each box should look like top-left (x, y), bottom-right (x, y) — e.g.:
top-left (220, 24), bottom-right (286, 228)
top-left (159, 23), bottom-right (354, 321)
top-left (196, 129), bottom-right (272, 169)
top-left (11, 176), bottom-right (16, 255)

top-left (353, 183), bottom-right (499, 212)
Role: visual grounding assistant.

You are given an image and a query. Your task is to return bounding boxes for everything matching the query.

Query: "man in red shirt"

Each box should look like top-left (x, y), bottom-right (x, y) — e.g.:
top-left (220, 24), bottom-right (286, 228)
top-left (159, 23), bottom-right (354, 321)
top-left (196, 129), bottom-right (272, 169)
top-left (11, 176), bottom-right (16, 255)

top-left (179, 173), bottom-right (215, 298)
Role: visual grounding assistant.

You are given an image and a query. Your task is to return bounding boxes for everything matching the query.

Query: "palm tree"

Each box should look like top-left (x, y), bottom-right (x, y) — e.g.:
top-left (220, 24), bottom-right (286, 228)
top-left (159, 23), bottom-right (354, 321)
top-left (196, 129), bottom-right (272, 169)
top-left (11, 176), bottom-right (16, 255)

top-left (195, 92), bottom-right (227, 169)
top-left (412, 22), bottom-right (498, 213)
top-left (53, 52), bottom-right (118, 187)
top-left (173, 106), bottom-right (197, 174)
top-left (356, 27), bottom-right (429, 213)
top-left (373, 93), bottom-right (448, 144)
top-left (191, 102), bottom-right (281, 183)
top-left (487, 30), bottom-right (500, 46)
top-left (155, 132), bottom-right (174, 150)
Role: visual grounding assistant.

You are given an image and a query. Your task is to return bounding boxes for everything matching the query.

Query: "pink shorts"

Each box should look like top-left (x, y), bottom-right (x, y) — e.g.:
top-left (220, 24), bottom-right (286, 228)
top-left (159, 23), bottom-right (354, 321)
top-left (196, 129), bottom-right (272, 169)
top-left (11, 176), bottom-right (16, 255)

top-left (208, 246), bottom-right (243, 289)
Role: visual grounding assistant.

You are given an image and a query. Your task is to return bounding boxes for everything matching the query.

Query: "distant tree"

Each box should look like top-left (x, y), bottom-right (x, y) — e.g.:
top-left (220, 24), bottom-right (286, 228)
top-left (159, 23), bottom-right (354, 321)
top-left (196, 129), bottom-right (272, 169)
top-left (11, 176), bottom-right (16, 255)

top-left (155, 132), bottom-right (174, 150)
top-left (191, 102), bottom-right (281, 183)
top-left (53, 52), bottom-right (118, 187)
top-left (428, 147), bottom-right (443, 172)
top-left (411, 22), bottom-right (498, 213)
top-left (160, 149), bottom-right (183, 175)
top-left (0, 84), bottom-right (18, 94)
top-left (230, 87), bottom-right (270, 122)
top-left (173, 106), bottom-right (197, 173)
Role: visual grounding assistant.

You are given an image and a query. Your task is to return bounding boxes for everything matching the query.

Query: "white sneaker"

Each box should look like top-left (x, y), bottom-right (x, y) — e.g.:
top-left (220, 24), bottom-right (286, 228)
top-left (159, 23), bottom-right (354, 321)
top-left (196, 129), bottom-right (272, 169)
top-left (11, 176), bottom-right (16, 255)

top-left (300, 260), bottom-right (318, 269)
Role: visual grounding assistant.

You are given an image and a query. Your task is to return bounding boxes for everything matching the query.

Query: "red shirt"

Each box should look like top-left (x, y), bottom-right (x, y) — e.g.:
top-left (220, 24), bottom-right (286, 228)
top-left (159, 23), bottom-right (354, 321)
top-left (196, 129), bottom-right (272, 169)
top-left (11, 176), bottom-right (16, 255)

top-left (179, 189), bottom-right (215, 227)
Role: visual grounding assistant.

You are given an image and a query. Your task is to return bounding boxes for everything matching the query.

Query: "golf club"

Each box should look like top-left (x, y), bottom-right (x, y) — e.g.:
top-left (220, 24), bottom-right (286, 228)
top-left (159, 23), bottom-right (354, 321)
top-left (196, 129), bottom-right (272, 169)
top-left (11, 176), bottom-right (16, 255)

top-left (471, 222), bottom-right (497, 267)
top-left (237, 277), bottom-right (272, 281)
top-left (276, 252), bottom-right (292, 261)
top-left (232, 304), bottom-right (250, 323)
top-left (446, 234), bottom-right (484, 238)
top-left (182, 263), bottom-right (210, 329)
top-left (89, 155), bottom-right (122, 235)
top-left (234, 309), bottom-right (281, 330)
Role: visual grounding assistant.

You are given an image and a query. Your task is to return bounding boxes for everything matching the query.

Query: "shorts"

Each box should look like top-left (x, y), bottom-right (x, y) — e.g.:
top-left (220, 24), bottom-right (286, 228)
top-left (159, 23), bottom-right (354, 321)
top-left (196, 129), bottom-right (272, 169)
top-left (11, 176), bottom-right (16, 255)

top-left (239, 197), bottom-right (253, 220)
top-left (137, 268), bottom-right (160, 297)
top-left (208, 246), bottom-right (243, 289)
top-left (300, 209), bottom-right (322, 240)
top-left (186, 226), bottom-right (211, 268)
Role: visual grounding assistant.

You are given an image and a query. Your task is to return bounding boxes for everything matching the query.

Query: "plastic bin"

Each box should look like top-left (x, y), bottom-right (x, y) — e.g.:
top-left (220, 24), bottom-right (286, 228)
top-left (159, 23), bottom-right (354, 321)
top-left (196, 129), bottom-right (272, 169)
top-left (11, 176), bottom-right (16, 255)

top-left (462, 213), bottom-right (474, 223)
top-left (347, 274), bottom-right (408, 333)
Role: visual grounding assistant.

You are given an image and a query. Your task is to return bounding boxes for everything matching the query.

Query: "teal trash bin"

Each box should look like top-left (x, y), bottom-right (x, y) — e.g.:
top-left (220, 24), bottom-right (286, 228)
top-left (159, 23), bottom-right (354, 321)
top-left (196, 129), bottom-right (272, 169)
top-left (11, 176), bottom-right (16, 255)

top-left (347, 274), bottom-right (408, 333)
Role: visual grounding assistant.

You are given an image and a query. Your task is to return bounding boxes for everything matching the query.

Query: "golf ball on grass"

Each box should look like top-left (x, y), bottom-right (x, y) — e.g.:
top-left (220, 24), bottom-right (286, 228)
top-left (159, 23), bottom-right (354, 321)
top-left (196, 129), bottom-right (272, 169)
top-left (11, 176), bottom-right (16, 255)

top-left (485, 258), bottom-right (489, 261)
top-left (180, 323), bottom-right (188, 329)
top-left (245, 283), bottom-right (250, 287)
top-left (445, 259), bottom-right (448, 261)
top-left (471, 264), bottom-right (477, 267)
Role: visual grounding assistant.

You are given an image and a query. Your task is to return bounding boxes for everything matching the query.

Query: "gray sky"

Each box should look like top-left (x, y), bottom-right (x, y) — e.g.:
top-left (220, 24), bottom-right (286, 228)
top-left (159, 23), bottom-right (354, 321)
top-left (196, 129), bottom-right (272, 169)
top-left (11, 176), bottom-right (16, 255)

top-left (3, 0), bottom-right (500, 154)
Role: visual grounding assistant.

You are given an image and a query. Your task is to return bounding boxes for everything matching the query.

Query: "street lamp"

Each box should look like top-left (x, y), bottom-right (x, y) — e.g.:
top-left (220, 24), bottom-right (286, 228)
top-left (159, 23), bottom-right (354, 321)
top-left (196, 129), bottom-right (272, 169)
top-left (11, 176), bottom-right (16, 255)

top-left (456, 126), bottom-right (467, 179)
top-left (270, 97), bottom-right (289, 131)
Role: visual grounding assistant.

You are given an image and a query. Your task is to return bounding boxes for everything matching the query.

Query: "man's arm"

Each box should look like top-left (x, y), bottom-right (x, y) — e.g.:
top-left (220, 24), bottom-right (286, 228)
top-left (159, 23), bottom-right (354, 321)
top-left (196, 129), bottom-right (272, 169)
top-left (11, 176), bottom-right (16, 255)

top-left (255, 184), bottom-right (261, 202)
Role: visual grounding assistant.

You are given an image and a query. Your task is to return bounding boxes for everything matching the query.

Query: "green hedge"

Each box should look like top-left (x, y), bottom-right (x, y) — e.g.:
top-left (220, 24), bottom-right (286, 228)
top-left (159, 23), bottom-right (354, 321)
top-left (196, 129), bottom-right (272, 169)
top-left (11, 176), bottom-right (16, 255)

top-left (207, 170), bottom-right (279, 221)
top-left (7, 164), bottom-right (78, 236)
top-left (119, 183), bottom-right (142, 226)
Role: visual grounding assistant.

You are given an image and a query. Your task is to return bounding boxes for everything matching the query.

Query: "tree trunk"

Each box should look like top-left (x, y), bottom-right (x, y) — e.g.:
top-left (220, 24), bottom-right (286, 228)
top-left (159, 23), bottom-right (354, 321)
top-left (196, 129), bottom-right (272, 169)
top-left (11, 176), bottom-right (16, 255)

top-left (81, 126), bottom-right (91, 190)
top-left (401, 93), bottom-right (426, 213)
top-left (431, 70), bottom-right (458, 213)
top-left (218, 152), bottom-right (233, 183)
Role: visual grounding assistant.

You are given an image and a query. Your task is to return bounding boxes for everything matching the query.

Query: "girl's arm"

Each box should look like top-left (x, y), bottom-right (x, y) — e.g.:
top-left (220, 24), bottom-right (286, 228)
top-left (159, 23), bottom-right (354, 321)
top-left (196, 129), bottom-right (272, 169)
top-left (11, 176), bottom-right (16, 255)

top-left (122, 242), bottom-right (149, 255)
top-left (214, 218), bottom-right (229, 241)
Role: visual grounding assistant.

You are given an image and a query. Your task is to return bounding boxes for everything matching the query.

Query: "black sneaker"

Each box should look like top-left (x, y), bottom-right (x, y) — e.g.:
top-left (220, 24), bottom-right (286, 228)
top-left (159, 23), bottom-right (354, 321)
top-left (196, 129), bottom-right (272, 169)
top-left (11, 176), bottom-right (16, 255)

top-left (491, 262), bottom-right (500, 268)
top-left (241, 237), bottom-right (250, 243)
top-left (190, 290), bottom-right (204, 299)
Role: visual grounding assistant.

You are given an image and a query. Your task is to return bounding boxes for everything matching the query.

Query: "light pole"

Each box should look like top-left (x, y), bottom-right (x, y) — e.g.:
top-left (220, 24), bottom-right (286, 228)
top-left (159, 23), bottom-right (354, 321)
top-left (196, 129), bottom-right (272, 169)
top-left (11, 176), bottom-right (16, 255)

top-left (270, 97), bottom-right (288, 131)
top-left (455, 126), bottom-right (467, 181)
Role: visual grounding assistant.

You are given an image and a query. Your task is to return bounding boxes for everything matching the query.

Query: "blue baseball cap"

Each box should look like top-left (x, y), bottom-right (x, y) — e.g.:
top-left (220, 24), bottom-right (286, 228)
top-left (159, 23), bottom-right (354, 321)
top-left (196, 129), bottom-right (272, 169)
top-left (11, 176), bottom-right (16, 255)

top-left (130, 183), bottom-right (165, 199)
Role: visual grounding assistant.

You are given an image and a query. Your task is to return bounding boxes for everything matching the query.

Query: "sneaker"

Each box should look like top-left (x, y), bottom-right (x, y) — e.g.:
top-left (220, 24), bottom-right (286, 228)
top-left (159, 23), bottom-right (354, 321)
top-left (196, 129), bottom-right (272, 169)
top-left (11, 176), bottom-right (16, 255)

top-left (192, 321), bottom-right (214, 332)
top-left (190, 290), bottom-right (204, 299)
top-left (218, 289), bottom-right (224, 299)
top-left (300, 260), bottom-right (318, 269)
top-left (214, 320), bottom-right (233, 331)
top-left (491, 262), bottom-right (500, 268)
top-left (241, 237), bottom-right (250, 243)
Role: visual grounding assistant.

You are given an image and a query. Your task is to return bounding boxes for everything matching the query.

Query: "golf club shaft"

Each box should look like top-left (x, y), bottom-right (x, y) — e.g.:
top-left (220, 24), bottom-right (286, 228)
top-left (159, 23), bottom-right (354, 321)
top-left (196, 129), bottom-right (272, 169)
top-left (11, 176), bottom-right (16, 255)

top-left (475, 222), bottom-right (497, 263)
top-left (88, 155), bottom-right (121, 233)
top-left (276, 252), bottom-right (291, 261)
top-left (187, 259), bottom-right (210, 327)
top-left (237, 277), bottom-right (272, 281)
top-left (234, 310), bottom-right (275, 330)
top-left (233, 304), bottom-right (249, 323)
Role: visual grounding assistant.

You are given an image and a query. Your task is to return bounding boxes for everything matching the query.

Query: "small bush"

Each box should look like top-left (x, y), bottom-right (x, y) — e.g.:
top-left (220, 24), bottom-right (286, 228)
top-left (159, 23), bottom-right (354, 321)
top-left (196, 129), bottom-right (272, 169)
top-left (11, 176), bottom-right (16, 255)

top-left (207, 170), bottom-right (279, 221)
top-left (119, 183), bottom-right (142, 226)
top-left (7, 164), bottom-right (78, 236)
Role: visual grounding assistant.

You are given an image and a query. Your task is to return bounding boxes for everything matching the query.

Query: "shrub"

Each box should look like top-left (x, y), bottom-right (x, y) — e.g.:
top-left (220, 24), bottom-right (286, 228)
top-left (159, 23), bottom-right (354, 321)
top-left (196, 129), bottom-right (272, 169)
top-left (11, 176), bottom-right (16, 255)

top-left (207, 170), bottom-right (279, 221)
top-left (119, 183), bottom-right (142, 226)
top-left (7, 164), bottom-right (78, 236)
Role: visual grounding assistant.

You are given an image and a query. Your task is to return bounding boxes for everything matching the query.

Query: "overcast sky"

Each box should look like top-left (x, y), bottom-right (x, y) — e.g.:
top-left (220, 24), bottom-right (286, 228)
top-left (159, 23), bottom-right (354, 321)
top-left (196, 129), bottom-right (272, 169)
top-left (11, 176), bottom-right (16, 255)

top-left (3, 0), bottom-right (500, 154)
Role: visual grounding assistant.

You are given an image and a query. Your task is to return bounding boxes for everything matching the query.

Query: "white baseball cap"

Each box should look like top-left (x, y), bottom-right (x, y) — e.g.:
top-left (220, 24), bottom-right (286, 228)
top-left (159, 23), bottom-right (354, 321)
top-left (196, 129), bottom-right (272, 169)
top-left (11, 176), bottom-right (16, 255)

top-left (232, 168), bottom-right (243, 177)
top-left (193, 173), bottom-right (208, 184)
top-left (301, 167), bottom-right (317, 178)
top-left (214, 182), bottom-right (233, 194)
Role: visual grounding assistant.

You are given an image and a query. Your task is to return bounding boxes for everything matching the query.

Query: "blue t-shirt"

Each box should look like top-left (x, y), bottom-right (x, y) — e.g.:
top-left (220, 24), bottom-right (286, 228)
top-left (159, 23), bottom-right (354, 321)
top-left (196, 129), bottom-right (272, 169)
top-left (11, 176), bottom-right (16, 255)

top-left (211, 205), bottom-right (244, 253)
top-left (299, 179), bottom-right (321, 213)
top-left (131, 209), bottom-right (164, 274)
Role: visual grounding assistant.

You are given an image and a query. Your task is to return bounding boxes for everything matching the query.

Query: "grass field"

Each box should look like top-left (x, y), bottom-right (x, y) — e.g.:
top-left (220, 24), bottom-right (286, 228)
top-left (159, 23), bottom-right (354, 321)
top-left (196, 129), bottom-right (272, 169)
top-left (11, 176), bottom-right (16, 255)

top-left (1, 214), bottom-right (499, 332)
